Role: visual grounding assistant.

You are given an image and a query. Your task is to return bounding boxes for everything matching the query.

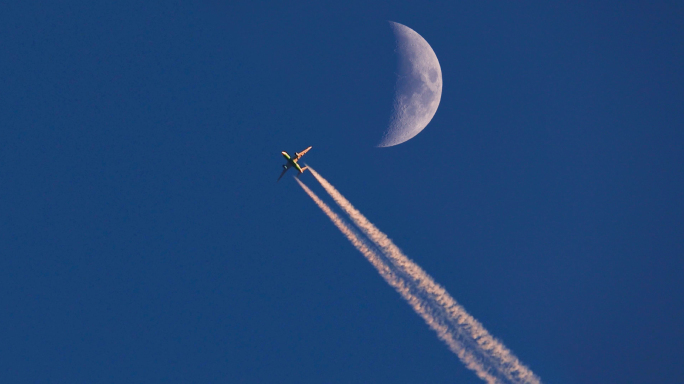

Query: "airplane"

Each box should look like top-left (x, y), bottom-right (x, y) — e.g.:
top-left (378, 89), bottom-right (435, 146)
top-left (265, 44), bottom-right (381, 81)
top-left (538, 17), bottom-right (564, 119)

top-left (277, 146), bottom-right (312, 182)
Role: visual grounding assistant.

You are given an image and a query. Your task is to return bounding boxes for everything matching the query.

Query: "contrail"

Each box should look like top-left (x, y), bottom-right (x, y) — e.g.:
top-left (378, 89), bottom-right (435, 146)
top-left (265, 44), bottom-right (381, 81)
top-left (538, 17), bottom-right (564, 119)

top-left (296, 178), bottom-right (500, 384)
top-left (305, 167), bottom-right (541, 384)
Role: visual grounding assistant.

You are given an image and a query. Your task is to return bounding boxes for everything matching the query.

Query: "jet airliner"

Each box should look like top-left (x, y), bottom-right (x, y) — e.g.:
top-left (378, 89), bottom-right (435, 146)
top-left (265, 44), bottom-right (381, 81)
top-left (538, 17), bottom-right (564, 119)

top-left (277, 146), bottom-right (312, 182)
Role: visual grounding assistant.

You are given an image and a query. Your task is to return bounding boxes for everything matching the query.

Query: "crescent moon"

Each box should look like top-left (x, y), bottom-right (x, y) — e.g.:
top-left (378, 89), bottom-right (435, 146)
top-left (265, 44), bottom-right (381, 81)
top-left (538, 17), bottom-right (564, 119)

top-left (379, 22), bottom-right (443, 147)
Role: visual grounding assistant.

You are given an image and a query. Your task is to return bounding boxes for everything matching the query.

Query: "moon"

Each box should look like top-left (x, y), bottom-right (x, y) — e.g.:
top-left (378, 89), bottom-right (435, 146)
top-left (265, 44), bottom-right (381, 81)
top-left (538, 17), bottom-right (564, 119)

top-left (379, 22), bottom-right (443, 147)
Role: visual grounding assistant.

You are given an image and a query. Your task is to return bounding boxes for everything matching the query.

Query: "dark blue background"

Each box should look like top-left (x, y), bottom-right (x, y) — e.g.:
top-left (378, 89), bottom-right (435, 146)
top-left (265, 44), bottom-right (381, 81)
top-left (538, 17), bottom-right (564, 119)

top-left (1, 1), bottom-right (683, 383)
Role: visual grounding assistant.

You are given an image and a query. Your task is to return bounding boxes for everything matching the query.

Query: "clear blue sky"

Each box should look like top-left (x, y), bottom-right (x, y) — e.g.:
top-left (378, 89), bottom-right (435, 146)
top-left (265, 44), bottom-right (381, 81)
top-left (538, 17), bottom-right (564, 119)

top-left (1, 1), bottom-right (683, 383)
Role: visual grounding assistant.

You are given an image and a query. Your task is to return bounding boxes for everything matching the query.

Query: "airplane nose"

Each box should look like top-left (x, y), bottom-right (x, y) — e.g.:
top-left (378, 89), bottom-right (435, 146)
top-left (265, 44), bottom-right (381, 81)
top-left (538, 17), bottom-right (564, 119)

top-left (281, 151), bottom-right (287, 156)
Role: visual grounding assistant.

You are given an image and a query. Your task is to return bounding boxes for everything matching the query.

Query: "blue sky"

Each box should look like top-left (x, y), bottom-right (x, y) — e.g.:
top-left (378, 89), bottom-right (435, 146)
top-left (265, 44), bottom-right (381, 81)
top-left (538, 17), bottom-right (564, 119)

top-left (1, 1), bottom-right (683, 383)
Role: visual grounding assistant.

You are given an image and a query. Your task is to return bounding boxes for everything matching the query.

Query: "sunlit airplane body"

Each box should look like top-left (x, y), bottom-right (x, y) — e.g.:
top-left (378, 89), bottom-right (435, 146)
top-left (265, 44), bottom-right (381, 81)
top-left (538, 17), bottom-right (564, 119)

top-left (277, 146), bottom-right (312, 182)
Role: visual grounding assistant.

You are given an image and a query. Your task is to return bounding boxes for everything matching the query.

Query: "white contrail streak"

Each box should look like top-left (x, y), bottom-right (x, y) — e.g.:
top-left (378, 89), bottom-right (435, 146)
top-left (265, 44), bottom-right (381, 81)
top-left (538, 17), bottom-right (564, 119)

top-left (296, 178), bottom-right (500, 384)
top-left (305, 167), bottom-right (541, 384)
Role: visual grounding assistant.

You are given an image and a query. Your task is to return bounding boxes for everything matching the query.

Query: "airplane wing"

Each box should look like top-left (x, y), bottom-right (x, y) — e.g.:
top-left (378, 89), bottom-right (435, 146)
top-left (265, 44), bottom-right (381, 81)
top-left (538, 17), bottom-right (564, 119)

top-left (277, 166), bottom-right (289, 182)
top-left (294, 146), bottom-right (312, 161)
